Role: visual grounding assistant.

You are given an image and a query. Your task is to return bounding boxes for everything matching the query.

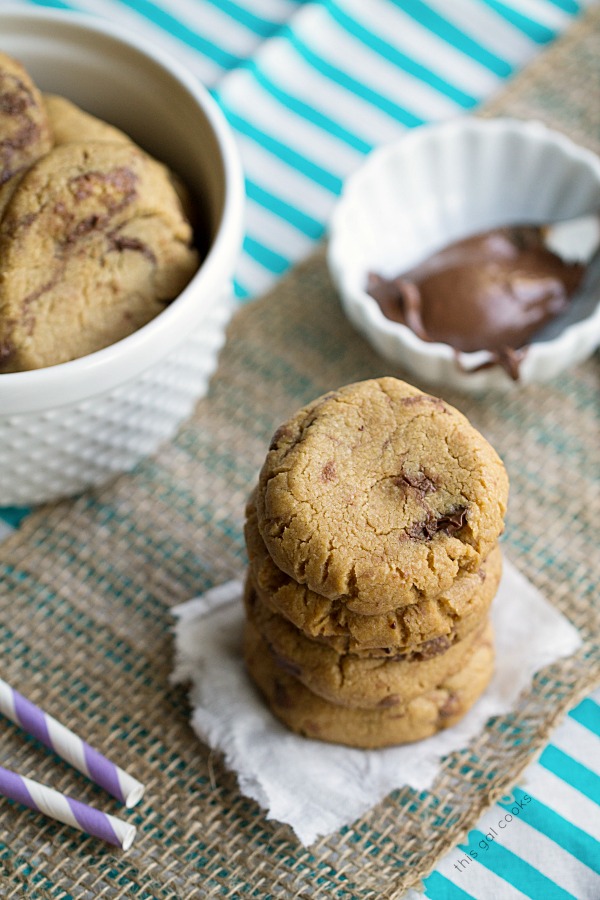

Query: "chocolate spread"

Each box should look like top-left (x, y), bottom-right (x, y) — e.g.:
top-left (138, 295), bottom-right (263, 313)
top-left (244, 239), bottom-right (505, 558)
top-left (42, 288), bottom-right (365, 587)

top-left (367, 226), bottom-right (584, 379)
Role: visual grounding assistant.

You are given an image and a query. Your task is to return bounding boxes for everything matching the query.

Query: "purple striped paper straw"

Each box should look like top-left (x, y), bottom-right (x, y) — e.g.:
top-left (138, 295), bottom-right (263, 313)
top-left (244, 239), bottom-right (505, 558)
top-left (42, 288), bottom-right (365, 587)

top-left (0, 765), bottom-right (136, 850)
top-left (0, 678), bottom-right (144, 808)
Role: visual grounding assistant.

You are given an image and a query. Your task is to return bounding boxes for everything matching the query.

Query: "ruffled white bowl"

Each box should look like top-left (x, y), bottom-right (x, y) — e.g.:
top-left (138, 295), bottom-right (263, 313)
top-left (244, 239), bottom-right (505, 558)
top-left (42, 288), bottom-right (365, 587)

top-left (0, 8), bottom-right (244, 504)
top-left (327, 118), bottom-right (600, 392)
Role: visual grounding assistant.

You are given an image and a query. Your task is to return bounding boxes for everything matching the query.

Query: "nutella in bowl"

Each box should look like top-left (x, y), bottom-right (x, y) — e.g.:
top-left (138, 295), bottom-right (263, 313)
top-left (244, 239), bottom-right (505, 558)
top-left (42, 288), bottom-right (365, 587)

top-left (327, 118), bottom-right (600, 392)
top-left (366, 226), bottom-right (585, 380)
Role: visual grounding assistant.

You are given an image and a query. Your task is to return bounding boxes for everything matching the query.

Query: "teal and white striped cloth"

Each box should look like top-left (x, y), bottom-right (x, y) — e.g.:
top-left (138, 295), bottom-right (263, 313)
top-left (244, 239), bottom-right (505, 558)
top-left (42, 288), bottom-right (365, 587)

top-left (413, 690), bottom-right (600, 899)
top-left (3, 2), bottom-right (600, 897)
top-left (5, 0), bottom-right (593, 302)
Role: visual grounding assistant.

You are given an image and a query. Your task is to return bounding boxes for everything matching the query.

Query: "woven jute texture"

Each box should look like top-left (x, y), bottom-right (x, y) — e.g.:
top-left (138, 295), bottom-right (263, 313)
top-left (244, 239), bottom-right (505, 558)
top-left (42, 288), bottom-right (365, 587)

top-left (1, 10), bottom-right (599, 899)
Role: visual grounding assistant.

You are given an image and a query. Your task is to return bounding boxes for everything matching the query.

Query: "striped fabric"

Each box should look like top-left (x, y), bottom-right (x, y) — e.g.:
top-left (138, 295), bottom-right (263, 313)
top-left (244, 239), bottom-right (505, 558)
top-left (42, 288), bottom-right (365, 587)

top-left (418, 689), bottom-right (600, 899)
top-left (6, 0), bottom-right (591, 302)
top-left (3, 2), bottom-right (599, 896)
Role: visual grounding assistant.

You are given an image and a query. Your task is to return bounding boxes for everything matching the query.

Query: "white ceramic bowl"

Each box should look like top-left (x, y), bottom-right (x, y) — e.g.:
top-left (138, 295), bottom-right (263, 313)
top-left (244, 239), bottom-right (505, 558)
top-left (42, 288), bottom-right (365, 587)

top-left (327, 118), bottom-right (600, 392)
top-left (0, 8), bottom-right (244, 504)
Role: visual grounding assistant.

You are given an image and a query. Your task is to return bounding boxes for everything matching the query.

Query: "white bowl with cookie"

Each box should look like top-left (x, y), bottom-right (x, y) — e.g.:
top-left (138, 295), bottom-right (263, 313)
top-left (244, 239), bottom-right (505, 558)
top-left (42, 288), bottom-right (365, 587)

top-left (0, 8), bottom-right (244, 504)
top-left (327, 117), bottom-right (600, 392)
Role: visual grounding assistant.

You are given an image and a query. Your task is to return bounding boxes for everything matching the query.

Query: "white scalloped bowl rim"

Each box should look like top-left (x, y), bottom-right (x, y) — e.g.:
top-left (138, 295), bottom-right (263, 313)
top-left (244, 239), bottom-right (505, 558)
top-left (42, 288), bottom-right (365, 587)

top-left (327, 117), bottom-right (600, 390)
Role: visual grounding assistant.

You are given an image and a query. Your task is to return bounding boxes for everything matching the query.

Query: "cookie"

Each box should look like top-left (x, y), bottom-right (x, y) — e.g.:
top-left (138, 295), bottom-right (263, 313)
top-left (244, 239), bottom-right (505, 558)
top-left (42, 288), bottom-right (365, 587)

top-left (0, 52), bottom-right (52, 216)
top-left (44, 93), bottom-right (132, 146)
top-left (244, 574), bottom-right (491, 709)
top-left (244, 618), bottom-right (495, 748)
top-left (246, 492), bottom-right (501, 652)
top-left (256, 378), bottom-right (508, 613)
top-left (44, 93), bottom-right (197, 230)
top-left (0, 140), bottom-right (199, 371)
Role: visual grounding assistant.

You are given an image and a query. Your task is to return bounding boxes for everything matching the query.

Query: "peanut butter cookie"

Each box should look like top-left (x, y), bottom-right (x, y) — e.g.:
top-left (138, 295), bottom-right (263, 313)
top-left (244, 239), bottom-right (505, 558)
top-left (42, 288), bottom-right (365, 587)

top-left (44, 93), bottom-right (131, 146)
top-left (0, 52), bottom-right (52, 216)
top-left (246, 492), bottom-right (501, 652)
top-left (244, 575), bottom-right (490, 709)
top-left (244, 617), bottom-right (495, 748)
top-left (256, 378), bottom-right (508, 612)
top-left (0, 140), bottom-right (198, 371)
top-left (44, 93), bottom-right (197, 228)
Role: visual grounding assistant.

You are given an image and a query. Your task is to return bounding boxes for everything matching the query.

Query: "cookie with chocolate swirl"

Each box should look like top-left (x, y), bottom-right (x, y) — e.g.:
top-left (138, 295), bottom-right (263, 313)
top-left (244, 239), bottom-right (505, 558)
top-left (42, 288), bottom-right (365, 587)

top-left (0, 52), bottom-right (52, 217)
top-left (0, 140), bottom-right (198, 371)
top-left (256, 378), bottom-right (508, 613)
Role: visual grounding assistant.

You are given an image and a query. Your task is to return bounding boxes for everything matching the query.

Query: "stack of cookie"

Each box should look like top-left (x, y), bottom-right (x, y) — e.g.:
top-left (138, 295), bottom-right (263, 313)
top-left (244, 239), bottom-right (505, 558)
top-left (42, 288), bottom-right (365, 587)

top-left (243, 377), bottom-right (508, 748)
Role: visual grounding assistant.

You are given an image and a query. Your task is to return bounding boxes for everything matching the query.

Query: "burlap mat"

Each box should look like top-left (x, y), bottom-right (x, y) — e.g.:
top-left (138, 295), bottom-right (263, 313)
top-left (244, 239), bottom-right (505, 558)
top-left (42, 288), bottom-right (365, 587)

top-left (1, 9), bottom-right (599, 898)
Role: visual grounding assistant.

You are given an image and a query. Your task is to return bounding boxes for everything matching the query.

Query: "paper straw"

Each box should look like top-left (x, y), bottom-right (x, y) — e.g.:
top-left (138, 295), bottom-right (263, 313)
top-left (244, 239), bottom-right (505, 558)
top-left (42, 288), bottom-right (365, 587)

top-left (0, 678), bottom-right (144, 808)
top-left (0, 765), bottom-right (136, 850)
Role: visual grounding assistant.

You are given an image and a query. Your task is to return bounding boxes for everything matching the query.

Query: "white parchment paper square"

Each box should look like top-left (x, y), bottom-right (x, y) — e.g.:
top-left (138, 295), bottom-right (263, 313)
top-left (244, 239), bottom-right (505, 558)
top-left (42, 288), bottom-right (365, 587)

top-left (171, 557), bottom-right (581, 845)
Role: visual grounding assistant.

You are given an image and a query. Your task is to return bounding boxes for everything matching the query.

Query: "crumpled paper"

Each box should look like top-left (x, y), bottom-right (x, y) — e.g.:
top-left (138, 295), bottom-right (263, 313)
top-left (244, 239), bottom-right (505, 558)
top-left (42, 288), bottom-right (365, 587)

top-left (171, 556), bottom-right (581, 845)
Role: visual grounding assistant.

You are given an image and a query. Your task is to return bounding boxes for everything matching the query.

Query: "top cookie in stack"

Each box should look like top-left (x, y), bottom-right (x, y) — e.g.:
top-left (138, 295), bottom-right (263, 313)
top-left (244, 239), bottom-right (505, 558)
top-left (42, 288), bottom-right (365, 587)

top-left (243, 377), bottom-right (508, 748)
